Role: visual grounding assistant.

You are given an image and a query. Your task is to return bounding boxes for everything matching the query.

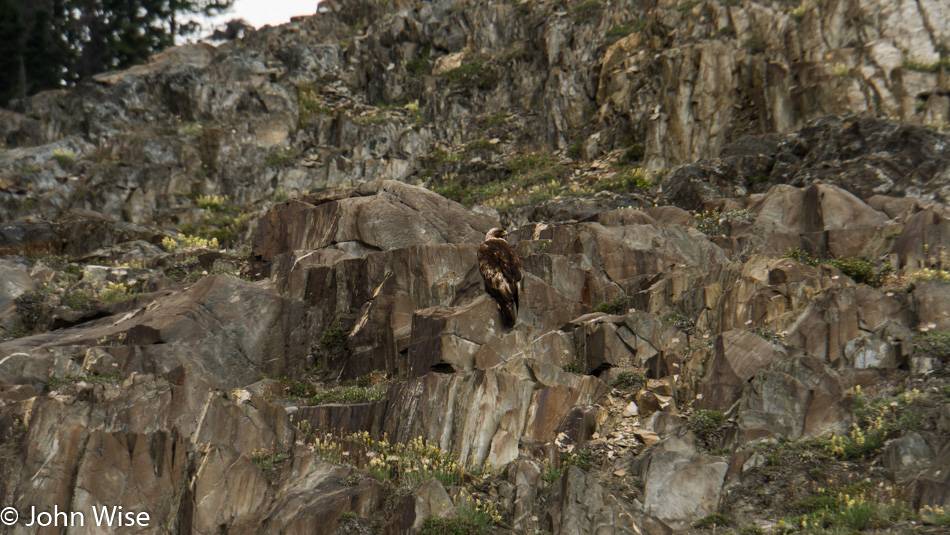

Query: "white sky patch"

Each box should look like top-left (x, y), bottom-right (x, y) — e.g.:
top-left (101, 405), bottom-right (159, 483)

top-left (199, 0), bottom-right (319, 36)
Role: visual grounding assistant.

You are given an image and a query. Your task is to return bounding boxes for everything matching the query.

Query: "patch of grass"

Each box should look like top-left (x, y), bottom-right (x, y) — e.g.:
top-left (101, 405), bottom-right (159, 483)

top-left (612, 370), bottom-right (646, 390)
top-left (563, 448), bottom-right (593, 471)
top-left (340, 475), bottom-right (363, 487)
top-left (419, 502), bottom-right (500, 535)
top-left (483, 111), bottom-right (507, 128)
top-left (250, 449), bottom-right (290, 473)
top-left (781, 247), bottom-right (821, 267)
top-left (689, 409), bottom-right (726, 450)
top-left (63, 290), bottom-right (94, 310)
top-left (695, 209), bottom-right (757, 236)
top-left (52, 148), bottom-right (76, 169)
top-left (15, 198), bottom-right (38, 213)
top-left (296, 80), bottom-right (331, 127)
top-left (312, 432), bottom-right (469, 489)
top-left (672, 0), bottom-right (702, 11)
top-left (824, 386), bottom-right (926, 459)
top-left (606, 20), bottom-right (646, 38)
top-left (595, 295), bottom-right (630, 314)
top-left (694, 513), bottom-right (732, 528)
top-left (566, 137), bottom-right (584, 159)
top-left (443, 60), bottom-right (498, 90)
top-left (660, 312), bottom-right (681, 323)
top-left (162, 234), bottom-right (220, 251)
top-left (266, 147), bottom-right (302, 167)
top-left (826, 256), bottom-right (891, 287)
top-left (14, 290), bottom-right (47, 331)
top-left (915, 330), bottom-right (950, 359)
top-left (195, 194), bottom-right (230, 211)
top-left (179, 122), bottom-right (202, 137)
top-left (355, 113), bottom-right (389, 125)
top-left (742, 37), bottom-right (765, 53)
top-left (565, 360), bottom-right (585, 375)
top-left (309, 385), bottom-right (386, 405)
top-left (781, 488), bottom-right (912, 533)
top-left (542, 462), bottom-right (562, 484)
top-left (594, 167), bottom-right (651, 193)
top-left (407, 46), bottom-right (431, 77)
top-left (901, 57), bottom-right (950, 73)
top-left (569, 0), bottom-right (602, 22)
top-left (47, 373), bottom-right (124, 390)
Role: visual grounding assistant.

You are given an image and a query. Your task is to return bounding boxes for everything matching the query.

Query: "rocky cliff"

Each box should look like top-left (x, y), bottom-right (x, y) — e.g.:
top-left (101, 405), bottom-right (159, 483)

top-left (1, 0), bottom-right (950, 533)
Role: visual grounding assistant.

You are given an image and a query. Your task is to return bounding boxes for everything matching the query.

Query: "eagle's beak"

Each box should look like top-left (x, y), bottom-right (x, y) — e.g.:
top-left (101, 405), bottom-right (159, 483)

top-left (501, 230), bottom-right (508, 237)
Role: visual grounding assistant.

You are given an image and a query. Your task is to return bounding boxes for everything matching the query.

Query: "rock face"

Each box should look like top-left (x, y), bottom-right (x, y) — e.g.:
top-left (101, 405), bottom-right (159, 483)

top-left (1, 0), bottom-right (950, 533)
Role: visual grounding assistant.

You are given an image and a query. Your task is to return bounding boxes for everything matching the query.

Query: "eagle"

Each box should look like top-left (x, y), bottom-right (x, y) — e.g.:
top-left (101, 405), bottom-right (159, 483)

top-left (477, 227), bottom-right (523, 327)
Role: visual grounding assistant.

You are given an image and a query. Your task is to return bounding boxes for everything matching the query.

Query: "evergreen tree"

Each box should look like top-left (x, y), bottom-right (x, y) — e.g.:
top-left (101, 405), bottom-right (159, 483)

top-left (0, 0), bottom-right (24, 103)
top-left (0, 0), bottom-right (234, 106)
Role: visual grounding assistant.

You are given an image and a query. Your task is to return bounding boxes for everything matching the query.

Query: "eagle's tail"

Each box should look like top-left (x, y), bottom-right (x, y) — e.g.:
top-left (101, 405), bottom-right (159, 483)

top-left (499, 300), bottom-right (517, 328)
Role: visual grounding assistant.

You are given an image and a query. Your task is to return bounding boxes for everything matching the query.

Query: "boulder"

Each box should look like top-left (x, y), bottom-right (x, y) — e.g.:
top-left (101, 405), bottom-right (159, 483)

top-left (546, 466), bottom-right (638, 535)
top-left (737, 356), bottom-right (850, 442)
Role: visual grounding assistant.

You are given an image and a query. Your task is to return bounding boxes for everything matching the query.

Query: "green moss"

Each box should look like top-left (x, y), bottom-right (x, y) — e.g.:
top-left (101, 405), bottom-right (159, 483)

top-left (443, 60), bottom-right (498, 90)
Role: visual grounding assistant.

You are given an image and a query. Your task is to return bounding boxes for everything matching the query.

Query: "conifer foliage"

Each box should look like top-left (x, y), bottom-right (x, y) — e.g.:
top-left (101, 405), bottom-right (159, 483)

top-left (0, 0), bottom-right (233, 105)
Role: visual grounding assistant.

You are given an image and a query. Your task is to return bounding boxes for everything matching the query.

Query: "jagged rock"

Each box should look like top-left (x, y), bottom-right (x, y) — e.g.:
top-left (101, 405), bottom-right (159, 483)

top-left (697, 329), bottom-right (786, 411)
top-left (384, 478), bottom-right (456, 534)
top-left (566, 311), bottom-right (688, 378)
top-left (0, 259), bottom-right (34, 334)
top-left (545, 466), bottom-right (638, 535)
top-left (784, 286), bottom-right (914, 369)
top-left (913, 282), bottom-right (950, 331)
top-left (636, 436), bottom-right (729, 527)
top-left (382, 360), bottom-right (606, 470)
top-left (883, 431), bottom-right (934, 482)
top-left (913, 444), bottom-right (950, 508)
top-left (0, 275), bottom-right (307, 389)
top-left (509, 459), bottom-right (542, 532)
top-left (253, 181), bottom-right (497, 262)
top-left (736, 184), bottom-right (893, 258)
top-left (737, 356), bottom-right (850, 442)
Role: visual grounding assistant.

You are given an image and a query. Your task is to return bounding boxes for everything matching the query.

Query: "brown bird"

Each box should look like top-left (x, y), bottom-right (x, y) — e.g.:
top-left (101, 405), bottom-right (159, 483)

top-left (477, 227), bottom-right (523, 327)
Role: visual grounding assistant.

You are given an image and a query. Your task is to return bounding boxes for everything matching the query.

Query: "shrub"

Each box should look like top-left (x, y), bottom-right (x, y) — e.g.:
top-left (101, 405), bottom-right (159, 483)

top-left (612, 370), bottom-right (646, 390)
top-left (595, 295), bottom-right (630, 314)
top-left (320, 321), bottom-right (347, 346)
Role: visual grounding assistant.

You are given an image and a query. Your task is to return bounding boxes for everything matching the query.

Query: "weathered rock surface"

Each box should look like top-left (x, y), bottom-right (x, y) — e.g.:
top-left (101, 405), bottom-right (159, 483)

top-left (1, 0), bottom-right (950, 532)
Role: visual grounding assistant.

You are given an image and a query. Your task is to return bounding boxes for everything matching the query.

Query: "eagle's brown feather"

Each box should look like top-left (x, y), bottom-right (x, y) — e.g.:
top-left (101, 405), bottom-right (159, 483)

top-left (478, 229), bottom-right (523, 327)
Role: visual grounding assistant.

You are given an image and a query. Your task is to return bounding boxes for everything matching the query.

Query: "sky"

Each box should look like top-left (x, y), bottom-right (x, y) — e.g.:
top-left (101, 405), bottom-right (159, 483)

top-left (205, 0), bottom-right (320, 32)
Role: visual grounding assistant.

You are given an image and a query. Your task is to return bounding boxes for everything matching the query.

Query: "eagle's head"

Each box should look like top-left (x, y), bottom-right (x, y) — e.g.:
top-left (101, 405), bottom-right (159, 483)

top-left (485, 227), bottom-right (508, 241)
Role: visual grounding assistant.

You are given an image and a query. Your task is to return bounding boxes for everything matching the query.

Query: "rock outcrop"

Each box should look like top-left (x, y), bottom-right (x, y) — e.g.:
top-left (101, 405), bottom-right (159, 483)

top-left (2, 0), bottom-right (950, 532)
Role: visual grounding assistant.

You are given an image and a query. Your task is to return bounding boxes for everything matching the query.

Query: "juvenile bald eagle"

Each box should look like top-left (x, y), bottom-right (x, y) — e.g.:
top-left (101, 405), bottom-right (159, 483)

top-left (478, 228), bottom-right (523, 327)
